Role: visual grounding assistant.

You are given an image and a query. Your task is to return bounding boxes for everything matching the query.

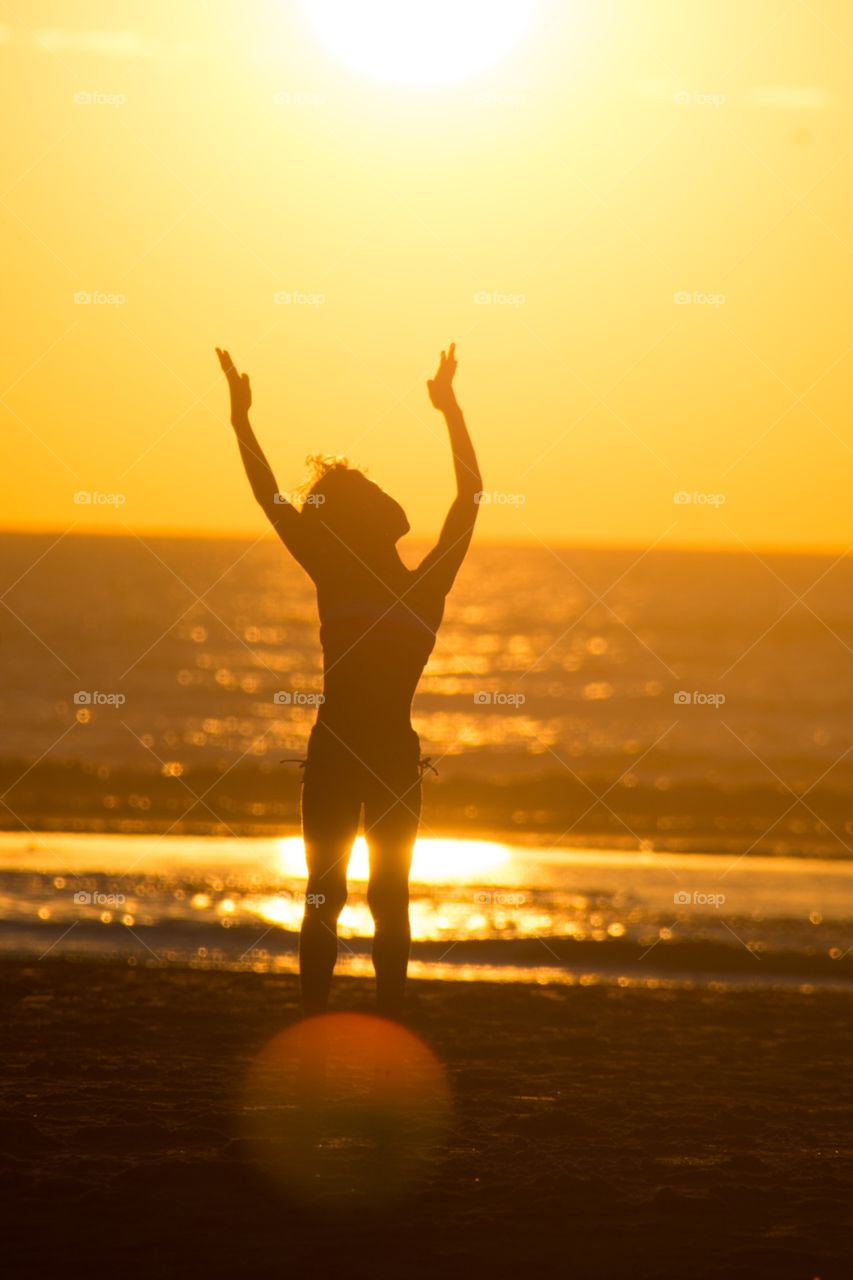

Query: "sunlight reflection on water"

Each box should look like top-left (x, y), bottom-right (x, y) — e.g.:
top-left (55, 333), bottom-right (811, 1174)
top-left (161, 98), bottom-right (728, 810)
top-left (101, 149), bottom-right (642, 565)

top-left (3, 832), bottom-right (853, 975)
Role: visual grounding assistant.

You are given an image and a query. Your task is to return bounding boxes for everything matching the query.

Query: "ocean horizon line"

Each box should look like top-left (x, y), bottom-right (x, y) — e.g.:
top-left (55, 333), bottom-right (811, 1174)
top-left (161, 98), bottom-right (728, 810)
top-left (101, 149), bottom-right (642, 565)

top-left (0, 525), bottom-right (850, 560)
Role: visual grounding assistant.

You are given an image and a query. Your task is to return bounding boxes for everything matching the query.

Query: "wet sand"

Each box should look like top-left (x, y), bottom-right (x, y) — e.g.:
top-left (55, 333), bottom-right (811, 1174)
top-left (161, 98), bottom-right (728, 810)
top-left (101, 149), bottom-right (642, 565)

top-left (3, 958), bottom-right (853, 1279)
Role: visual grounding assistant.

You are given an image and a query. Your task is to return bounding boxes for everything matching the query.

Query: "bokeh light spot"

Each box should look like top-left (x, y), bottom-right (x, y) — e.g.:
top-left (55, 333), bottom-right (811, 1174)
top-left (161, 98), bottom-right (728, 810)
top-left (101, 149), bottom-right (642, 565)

top-left (242, 1013), bottom-right (450, 1205)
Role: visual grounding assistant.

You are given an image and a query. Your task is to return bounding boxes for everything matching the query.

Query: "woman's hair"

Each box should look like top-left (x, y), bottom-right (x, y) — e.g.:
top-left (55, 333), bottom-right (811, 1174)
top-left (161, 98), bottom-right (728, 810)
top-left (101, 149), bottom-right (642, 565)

top-left (299, 454), bottom-right (409, 546)
top-left (298, 453), bottom-right (353, 496)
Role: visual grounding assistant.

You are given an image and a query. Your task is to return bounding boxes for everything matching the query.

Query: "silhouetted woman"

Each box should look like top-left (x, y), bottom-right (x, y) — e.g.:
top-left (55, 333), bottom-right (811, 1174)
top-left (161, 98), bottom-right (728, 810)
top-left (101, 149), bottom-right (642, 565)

top-left (216, 344), bottom-right (481, 1017)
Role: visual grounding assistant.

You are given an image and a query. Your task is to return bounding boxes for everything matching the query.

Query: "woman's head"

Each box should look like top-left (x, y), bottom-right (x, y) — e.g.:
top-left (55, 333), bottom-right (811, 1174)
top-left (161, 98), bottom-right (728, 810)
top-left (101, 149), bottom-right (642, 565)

top-left (299, 456), bottom-right (409, 550)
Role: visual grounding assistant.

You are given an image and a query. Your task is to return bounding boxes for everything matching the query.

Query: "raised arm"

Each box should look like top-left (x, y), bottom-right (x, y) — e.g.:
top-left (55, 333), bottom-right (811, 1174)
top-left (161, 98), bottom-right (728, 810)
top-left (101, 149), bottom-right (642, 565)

top-left (215, 348), bottom-right (317, 575)
top-left (416, 343), bottom-right (482, 592)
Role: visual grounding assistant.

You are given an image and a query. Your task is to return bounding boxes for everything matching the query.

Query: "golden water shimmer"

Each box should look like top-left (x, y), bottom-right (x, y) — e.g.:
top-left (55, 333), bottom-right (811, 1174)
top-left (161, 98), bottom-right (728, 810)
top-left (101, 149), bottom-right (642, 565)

top-left (5, 832), bottom-right (853, 983)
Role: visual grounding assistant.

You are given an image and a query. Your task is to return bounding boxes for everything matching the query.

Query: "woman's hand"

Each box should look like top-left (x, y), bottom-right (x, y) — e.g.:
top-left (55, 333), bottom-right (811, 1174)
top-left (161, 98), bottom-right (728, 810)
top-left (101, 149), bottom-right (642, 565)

top-left (215, 347), bottom-right (252, 420)
top-left (427, 342), bottom-right (458, 412)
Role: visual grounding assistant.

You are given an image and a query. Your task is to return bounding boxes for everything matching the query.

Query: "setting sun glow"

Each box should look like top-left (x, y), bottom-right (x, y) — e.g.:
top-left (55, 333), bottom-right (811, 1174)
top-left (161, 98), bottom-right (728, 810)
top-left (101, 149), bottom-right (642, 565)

top-left (275, 834), bottom-right (513, 882)
top-left (2, 2), bottom-right (851, 549)
top-left (300, 0), bottom-right (539, 85)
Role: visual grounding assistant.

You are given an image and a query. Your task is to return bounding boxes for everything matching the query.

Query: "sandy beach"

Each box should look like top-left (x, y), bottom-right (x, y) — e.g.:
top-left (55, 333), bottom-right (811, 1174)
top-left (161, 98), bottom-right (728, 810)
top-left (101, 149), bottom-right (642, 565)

top-left (3, 957), bottom-right (852, 1279)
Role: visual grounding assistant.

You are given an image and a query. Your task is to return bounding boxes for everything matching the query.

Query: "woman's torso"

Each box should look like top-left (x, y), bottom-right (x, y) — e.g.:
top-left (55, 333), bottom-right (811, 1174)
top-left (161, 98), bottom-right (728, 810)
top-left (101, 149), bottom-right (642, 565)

top-left (313, 566), bottom-right (445, 752)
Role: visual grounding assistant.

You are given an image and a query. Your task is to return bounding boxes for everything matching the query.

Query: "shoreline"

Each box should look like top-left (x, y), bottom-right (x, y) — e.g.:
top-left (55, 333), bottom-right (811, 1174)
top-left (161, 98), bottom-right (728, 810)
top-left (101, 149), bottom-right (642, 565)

top-left (5, 925), bottom-right (853, 993)
top-left (4, 830), bottom-right (853, 993)
top-left (2, 820), bottom-right (852, 862)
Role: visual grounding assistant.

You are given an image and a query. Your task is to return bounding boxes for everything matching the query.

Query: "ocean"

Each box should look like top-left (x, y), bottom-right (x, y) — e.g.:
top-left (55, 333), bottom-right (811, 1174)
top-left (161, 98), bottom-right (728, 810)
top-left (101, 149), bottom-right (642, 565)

top-left (1, 531), bottom-right (851, 983)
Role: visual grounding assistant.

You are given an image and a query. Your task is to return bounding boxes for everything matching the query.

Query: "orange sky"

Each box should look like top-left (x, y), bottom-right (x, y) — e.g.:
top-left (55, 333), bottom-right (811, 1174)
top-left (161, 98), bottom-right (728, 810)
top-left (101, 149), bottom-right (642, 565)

top-left (2, 0), bottom-right (851, 551)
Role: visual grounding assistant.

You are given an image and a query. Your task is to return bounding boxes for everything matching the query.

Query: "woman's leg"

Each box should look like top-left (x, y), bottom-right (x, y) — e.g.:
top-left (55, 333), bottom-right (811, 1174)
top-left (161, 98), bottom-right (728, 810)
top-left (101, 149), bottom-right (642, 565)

top-left (363, 767), bottom-right (421, 1019)
top-left (299, 763), bottom-right (361, 1016)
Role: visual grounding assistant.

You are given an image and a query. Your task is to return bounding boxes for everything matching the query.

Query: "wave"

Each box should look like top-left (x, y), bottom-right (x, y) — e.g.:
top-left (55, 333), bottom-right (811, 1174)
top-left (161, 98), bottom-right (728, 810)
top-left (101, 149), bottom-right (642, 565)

top-left (1, 756), bottom-right (851, 856)
top-left (3, 917), bottom-right (851, 992)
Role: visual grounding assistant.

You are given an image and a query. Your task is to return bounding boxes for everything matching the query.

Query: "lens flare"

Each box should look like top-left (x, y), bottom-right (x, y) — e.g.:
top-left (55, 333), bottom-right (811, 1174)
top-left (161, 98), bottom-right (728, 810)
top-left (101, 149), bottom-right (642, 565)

top-left (242, 1013), bottom-right (450, 1204)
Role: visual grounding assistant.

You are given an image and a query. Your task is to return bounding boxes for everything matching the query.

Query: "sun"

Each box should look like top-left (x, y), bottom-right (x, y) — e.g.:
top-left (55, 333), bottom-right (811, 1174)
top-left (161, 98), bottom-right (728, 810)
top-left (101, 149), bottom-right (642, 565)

top-left (300, 0), bottom-right (539, 86)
